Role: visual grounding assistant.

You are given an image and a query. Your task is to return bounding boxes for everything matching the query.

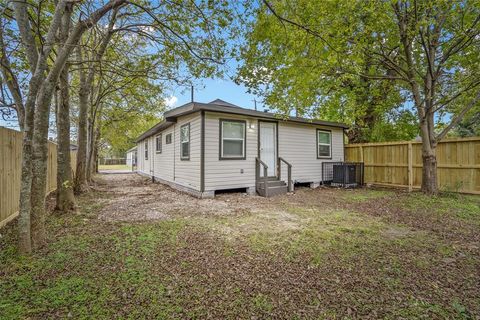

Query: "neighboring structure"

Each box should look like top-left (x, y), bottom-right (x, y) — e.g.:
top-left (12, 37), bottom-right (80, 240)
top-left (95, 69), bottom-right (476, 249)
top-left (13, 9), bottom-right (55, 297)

top-left (126, 146), bottom-right (137, 168)
top-left (135, 99), bottom-right (347, 197)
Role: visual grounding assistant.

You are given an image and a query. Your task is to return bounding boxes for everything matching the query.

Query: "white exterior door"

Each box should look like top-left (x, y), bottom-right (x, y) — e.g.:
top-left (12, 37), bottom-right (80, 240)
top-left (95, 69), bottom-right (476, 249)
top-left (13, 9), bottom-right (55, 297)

top-left (259, 122), bottom-right (277, 177)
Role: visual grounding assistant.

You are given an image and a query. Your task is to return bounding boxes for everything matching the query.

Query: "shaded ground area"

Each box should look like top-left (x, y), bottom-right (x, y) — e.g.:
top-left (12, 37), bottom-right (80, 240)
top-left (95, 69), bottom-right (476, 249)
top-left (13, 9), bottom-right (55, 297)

top-left (1, 174), bottom-right (479, 319)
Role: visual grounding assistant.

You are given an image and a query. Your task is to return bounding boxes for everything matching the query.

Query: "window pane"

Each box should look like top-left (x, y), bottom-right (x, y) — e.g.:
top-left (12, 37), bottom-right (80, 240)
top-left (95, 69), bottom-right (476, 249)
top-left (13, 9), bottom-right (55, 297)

top-left (223, 121), bottom-right (244, 139)
top-left (156, 136), bottom-right (161, 152)
top-left (181, 125), bottom-right (189, 142)
top-left (318, 131), bottom-right (330, 144)
top-left (318, 145), bottom-right (330, 157)
top-left (181, 142), bottom-right (189, 158)
top-left (223, 140), bottom-right (243, 157)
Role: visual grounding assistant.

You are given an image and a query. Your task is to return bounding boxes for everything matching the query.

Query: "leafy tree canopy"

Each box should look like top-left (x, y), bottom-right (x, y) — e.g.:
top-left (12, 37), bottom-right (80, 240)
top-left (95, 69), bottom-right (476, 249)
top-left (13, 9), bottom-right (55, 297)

top-left (238, 0), bottom-right (479, 142)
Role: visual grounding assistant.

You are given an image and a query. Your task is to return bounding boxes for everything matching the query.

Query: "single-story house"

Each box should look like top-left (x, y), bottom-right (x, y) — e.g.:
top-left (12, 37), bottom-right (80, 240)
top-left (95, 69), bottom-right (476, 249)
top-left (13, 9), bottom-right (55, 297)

top-left (135, 99), bottom-right (347, 198)
top-left (126, 146), bottom-right (137, 167)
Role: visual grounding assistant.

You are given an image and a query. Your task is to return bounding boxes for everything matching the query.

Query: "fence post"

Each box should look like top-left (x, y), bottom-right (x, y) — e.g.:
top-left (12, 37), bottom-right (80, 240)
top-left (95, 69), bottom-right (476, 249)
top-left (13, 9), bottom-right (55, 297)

top-left (359, 145), bottom-right (364, 163)
top-left (408, 142), bottom-right (413, 192)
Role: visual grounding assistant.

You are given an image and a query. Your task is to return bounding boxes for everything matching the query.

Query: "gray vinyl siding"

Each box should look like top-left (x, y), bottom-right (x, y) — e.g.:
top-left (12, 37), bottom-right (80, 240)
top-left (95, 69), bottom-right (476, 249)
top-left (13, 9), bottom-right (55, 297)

top-left (204, 112), bottom-right (257, 191)
top-left (137, 110), bottom-right (344, 194)
top-left (152, 126), bottom-right (174, 182)
top-left (173, 112), bottom-right (201, 190)
top-left (136, 112), bottom-right (201, 191)
top-left (278, 122), bottom-right (344, 183)
top-left (204, 112), bottom-right (344, 191)
top-left (137, 136), bottom-right (153, 176)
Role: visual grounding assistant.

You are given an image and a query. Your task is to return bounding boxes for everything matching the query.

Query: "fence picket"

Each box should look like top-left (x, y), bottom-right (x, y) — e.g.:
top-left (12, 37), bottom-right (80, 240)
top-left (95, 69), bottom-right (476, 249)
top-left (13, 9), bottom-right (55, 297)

top-left (345, 137), bottom-right (480, 194)
top-left (0, 127), bottom-right (77, 227)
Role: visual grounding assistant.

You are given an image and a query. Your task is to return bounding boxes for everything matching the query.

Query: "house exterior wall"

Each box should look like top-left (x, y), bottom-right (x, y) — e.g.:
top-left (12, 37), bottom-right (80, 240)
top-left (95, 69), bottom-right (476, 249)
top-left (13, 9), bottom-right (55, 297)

top-left (126, 151), bottom-right (133, 167)
top-left (137, 136), bottom-right (153, 175)
top-left (204, 112), bottom-right (258, 191)
top-left (278, 122), bottom-right (344, 183)
top-left (136, 112), bottom-right (201, 193)
top-left (137, 110), bottom-right (344, 196)
top-left (172, 112), bottom-right (201, 190)
top-left (204, 111), bottom-right (345, 191)
top-left (152, 126), bottom-right (174, 182)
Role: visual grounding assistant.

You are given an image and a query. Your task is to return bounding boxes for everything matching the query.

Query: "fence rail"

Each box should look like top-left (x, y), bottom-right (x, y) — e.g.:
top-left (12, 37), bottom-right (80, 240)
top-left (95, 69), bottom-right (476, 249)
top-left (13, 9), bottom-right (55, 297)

top-left (0, 127), bottom-right (77, 227)
top-left (99, 158), bottom-right (126, 165)
top-left (345, 137), bottom-right (480, 194)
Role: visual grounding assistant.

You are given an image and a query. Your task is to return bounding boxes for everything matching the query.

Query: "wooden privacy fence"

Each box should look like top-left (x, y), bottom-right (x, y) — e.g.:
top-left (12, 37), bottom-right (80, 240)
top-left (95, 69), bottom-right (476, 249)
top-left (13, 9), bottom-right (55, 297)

top-left (99, 158), bottom-right (126, 165)
top-left (345, 137), bottom-right (480, 194)
top-left (0, 127), bottom-right (77, 227)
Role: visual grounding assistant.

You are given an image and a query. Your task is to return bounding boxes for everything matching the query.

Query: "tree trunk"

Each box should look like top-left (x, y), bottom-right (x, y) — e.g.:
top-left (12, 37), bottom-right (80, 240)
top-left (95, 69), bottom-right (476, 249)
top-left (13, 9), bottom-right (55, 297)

top-left (12, 0), bottom-right (43, 255)
top-left (421, 149), bottom-right (438, 194)
top-left (17, 109), bottom-right (34, 254)
top-left (56, 69), bottom-right (76, 211)
top-left (93, 127), bottom-right (100, 173)
top-left (86, 116), bottom-right (95, 182)
top-left (55, 5), bottom-right (76, 212)
top-left (74, 44), bottom-right (90, 193)
top-left (419, 120), bottom-right (439, 195)
top-left (30, 87), bottom-right (54, 248)
top-left (14, 0), bottom-right (126, 251)
top-left (75, 10), bottom-right (117, 188)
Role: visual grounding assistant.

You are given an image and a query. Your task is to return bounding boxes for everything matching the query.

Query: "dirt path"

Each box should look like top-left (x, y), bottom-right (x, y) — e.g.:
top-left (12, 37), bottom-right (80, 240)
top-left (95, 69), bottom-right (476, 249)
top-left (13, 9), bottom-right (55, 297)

top-left (94, 174), bottom-right (479, 243)
top-left (95, 173), bottom-right (271, 222)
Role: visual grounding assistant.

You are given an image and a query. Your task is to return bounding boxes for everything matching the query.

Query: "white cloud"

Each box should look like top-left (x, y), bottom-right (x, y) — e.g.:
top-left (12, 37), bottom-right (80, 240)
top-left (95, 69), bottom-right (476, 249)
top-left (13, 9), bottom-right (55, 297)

top-left (164, 96), bottom-right (178, 108)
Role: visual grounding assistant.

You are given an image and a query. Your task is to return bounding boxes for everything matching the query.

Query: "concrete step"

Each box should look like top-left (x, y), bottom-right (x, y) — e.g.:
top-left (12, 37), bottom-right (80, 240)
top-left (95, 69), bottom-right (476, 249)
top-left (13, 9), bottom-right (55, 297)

top-left (257, 183), bottom-right (288, 197)
top-left (258, 180), bottom-right (286, 188)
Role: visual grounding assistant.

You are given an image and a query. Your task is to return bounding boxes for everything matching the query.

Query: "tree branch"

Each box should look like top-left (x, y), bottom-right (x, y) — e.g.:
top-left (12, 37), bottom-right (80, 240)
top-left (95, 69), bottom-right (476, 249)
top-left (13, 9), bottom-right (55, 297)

top-left (262, 0), bottom-right (338, 53)
top-left (436, 90), bottom-right (480, 141)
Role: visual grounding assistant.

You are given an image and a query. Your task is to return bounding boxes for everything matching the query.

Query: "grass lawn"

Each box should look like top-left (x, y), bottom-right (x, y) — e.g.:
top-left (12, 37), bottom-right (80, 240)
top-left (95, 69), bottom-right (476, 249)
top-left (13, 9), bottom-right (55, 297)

top-left (0, 175), bottom-right (479, 319)
top-left (98, 164), bottom-right (131, 170)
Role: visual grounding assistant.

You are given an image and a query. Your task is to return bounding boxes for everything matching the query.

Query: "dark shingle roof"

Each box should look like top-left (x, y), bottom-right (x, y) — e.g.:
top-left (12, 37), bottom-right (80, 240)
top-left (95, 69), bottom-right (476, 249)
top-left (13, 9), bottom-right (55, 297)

top-left (136, 100), bottom-right (348, 142)
top-left (136, 120), bottom-right (174, 142)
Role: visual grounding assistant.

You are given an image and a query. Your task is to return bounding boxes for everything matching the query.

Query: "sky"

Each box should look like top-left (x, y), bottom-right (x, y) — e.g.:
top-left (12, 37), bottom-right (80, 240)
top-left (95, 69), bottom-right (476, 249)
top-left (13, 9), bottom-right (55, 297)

top-left (0, 78), bottom-right (266, 131)
top-left (166, 78), bottom-right (266, 111)
top-left (0, 0), bottom-right (265, 132)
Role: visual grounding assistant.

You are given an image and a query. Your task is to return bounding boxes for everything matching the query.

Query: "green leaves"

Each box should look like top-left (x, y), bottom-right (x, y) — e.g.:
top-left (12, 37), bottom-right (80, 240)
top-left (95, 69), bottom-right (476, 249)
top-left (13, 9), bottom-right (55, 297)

top-left (238, 0), bottom-right (479, 142)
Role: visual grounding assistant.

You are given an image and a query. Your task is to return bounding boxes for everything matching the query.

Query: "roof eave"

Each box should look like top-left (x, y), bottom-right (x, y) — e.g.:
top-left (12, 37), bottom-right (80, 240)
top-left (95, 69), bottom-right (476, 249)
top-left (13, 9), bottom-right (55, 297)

top-left (135, 120), bottom-right (176, 142)
top-left (167, 103), bottom-right (349, 129)
top-left (136, 101), bottom-right (349, 143)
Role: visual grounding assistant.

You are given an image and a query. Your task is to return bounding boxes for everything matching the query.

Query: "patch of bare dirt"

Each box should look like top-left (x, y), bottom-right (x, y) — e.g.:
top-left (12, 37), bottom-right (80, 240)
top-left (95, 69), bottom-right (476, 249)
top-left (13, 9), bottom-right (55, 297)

top-left (93, 174), bottom-right (478, 245)
top-left (95, 174), bottom-right (272, 222)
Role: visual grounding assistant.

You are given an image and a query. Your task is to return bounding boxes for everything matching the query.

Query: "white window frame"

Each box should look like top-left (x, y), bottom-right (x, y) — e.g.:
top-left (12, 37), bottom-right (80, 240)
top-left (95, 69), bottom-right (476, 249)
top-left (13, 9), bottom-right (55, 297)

top-left (180, 123), bottom-right (190, 160)
top-left (144, 141), bottom-right (148, 160)
top-left (220, 119), bottom-right (246, 160)
top-left (156, 134), bottom-right (162, 153)
top-left (317, 129), bottom-right (332, 159)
